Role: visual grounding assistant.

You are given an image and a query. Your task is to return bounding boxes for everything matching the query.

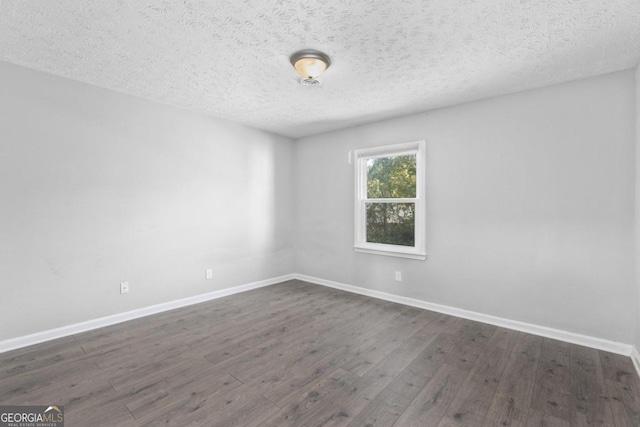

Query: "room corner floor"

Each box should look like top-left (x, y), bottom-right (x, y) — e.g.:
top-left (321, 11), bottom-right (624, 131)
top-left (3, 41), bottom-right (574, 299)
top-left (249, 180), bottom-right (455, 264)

top-left (1, 280), bottom-right (639, 426)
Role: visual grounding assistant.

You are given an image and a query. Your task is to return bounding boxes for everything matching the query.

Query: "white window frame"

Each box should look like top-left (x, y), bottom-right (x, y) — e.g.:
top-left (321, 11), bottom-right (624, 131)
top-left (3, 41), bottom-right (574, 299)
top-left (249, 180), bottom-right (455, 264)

top-left (354, 140), bottom-right (426, 260)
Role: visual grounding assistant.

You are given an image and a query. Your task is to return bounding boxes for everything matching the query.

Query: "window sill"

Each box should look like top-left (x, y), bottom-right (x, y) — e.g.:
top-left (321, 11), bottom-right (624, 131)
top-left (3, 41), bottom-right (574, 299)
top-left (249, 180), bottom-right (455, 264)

top-left (354, 246), bottom-right (427, 260)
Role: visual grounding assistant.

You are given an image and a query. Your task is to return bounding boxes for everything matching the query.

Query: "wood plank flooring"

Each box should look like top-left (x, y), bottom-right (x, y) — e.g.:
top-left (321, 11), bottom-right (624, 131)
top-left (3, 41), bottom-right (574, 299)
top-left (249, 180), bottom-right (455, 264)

top-left (1, 280), bottom-right (639, 426)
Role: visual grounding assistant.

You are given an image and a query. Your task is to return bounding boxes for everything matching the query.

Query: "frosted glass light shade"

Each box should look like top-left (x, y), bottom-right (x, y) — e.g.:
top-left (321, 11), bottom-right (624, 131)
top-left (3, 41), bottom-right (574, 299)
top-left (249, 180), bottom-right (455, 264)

top-left (290, 50), bottom-right (331, 79)
top-left (294, 57), bottom-right (327, 79)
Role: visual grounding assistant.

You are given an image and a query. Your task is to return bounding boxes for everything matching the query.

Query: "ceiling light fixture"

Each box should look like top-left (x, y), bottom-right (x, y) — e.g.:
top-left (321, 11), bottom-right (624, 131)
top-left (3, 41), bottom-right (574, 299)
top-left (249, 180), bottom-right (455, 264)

top-left (290, 49), bottom-right (331, 85)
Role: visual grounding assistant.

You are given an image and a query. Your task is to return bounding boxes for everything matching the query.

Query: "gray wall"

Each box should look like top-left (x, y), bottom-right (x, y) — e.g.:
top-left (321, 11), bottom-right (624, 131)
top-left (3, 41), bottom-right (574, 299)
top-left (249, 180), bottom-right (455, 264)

top-left (0, 62), bottom-right (295, 341)
top-left (636, 64), bottom-right (640, 351)
top-left (295, 70), bottom-right (636, 343)
top-left (1, 61), bottom-right (636, 346)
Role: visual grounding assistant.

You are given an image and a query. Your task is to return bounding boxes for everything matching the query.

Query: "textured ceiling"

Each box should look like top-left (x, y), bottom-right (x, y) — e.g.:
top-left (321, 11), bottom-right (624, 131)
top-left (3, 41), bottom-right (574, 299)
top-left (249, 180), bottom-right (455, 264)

top-left (1, 1), bottom-right (639, 138)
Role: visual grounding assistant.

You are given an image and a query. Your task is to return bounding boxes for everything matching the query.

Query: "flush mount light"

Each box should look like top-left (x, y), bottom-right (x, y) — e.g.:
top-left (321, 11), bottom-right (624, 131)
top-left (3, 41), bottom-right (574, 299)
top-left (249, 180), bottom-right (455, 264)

top-left (290, 49), bottom-right (331, 85)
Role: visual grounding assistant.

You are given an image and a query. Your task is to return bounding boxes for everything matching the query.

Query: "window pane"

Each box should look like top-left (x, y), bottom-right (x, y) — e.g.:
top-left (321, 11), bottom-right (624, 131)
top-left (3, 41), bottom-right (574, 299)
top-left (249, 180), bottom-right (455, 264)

top-left (367, 154), bottom-right (416, 199)
top-left (366, 203), bottom-right (415, 246)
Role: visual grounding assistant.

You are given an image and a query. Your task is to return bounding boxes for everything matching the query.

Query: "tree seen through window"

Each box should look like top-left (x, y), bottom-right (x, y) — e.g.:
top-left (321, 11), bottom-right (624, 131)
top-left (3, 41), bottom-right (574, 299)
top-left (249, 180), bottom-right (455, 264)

top-left (366, 154), bottom-right (416, 246)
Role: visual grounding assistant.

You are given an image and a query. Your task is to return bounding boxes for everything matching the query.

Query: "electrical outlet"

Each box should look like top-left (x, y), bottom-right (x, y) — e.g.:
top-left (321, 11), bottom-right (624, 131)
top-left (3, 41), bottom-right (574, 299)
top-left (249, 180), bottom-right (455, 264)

top-left (120, 281), bottom-right (130, 294)
top-left (395, 271), bottom-right (402, 282)
top-left (205, 269), bottom-right (213, 280)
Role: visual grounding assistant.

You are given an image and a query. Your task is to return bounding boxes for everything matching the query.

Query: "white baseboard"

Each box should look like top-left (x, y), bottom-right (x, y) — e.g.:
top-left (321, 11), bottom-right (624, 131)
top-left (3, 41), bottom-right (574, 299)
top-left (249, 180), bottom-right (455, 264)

top-left (2, 271), bottom-right (634, 362)
top-left (0, 274), bottom-right (295, 354)
top-left (295, 273), bottom-right (633, 357)
top-left (631, 346), bottom-right (640, 378)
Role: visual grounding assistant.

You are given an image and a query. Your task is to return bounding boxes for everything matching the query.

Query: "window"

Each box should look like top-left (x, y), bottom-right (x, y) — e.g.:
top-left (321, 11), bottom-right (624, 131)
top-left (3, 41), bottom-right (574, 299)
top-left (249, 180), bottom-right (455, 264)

top-left (354, 141), bottom-right (426, 260)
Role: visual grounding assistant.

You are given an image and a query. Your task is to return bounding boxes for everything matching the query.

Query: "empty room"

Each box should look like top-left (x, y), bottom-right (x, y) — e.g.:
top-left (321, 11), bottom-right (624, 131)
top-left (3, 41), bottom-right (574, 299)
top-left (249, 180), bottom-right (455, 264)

top-left (1, 1), bottom-right (640, 426)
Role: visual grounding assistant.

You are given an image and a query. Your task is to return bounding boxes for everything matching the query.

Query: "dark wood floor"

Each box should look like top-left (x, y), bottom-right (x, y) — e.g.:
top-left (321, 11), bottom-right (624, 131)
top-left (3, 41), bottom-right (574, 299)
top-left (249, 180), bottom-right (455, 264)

top-left (1, 280), bottom-right (639, 426)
